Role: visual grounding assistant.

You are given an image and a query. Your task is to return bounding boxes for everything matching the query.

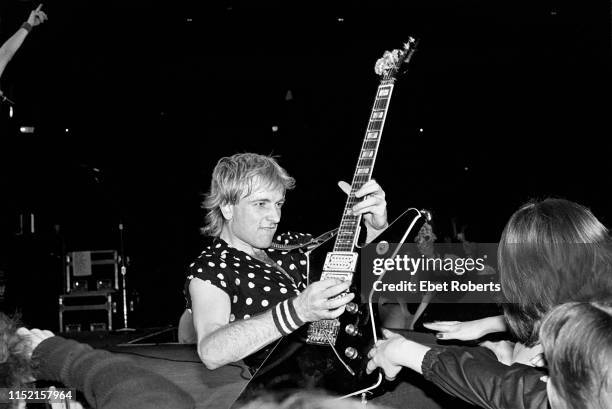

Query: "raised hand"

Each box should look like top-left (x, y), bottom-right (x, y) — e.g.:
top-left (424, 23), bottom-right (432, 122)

top-left (27, 4), bottom-right (49, 27)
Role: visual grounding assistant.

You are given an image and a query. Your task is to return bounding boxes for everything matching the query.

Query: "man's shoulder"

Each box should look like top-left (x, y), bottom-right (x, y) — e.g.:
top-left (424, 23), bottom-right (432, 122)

top-left (187, 240), bottom-right (231, 274)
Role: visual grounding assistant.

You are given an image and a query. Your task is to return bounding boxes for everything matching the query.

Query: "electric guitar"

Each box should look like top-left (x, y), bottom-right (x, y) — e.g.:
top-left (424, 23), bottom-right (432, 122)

top-left (232, 38), bottom-right (422, 406)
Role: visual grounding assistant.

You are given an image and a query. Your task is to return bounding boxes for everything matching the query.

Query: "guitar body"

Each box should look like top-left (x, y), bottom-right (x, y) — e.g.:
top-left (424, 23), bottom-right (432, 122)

top-left (231, 208), bottom-right (426, 406)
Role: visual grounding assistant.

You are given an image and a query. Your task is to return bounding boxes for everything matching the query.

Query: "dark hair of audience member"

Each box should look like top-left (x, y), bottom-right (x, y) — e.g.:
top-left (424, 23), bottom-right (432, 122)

top-left (540, 301), bottom-right (612, 409)
top-left (498, 198), bottom-right (612, 345)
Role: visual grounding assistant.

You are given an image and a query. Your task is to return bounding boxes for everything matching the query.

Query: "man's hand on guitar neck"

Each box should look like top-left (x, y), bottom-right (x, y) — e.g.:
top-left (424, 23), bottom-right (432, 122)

top-left (338, 179), bottom-right (388, 242)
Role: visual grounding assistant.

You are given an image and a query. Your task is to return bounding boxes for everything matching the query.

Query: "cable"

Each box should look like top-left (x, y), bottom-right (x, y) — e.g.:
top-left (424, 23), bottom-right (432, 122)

top-left (326, 333), bottom-right (355, 377)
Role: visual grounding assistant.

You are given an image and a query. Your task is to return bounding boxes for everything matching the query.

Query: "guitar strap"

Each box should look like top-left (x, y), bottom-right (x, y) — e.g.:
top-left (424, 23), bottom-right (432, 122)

top-left (269, 228), bottom-right (339, 252)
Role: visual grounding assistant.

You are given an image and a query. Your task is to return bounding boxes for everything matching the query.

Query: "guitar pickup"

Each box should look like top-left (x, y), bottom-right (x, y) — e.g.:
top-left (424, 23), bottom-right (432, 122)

top-left (320, 271), bottom-right (354, 301)
top-left (322, 272), bottom-right (353, 283)
top-left (323, 252), bottom-right (359, 272)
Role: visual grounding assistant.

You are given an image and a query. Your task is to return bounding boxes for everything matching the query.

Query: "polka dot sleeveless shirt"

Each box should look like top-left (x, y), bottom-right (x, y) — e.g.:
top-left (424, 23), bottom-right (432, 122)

top-left (184, 232), bottom-right (312, 322)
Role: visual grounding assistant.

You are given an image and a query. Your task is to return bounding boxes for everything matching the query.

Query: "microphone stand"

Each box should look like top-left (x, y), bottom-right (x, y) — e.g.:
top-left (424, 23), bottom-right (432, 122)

top-left (116, 221), bottom-right (135, 332)
top-left (80, 165), bottom-right (135, 332)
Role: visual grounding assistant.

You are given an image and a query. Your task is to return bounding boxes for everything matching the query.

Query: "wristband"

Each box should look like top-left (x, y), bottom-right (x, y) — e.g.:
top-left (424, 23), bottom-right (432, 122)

top-left (20, 22), bottom-right (33, 33)
top-left (272, 297), bottom-right (305, 336)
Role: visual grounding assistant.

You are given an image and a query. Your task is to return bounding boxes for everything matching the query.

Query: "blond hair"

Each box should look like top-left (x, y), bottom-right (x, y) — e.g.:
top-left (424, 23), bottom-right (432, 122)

top-left (202, 153), bottom-right (295, 236)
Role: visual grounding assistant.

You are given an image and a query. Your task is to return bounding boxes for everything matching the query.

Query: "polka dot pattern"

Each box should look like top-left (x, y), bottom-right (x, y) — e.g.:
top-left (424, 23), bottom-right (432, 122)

top-left (184, 232), bottom-right (312, 324)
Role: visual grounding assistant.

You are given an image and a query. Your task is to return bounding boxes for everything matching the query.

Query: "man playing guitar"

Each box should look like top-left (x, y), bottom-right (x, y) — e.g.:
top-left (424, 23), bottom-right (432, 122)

top-left (184, 152), bottom-right (389, 370)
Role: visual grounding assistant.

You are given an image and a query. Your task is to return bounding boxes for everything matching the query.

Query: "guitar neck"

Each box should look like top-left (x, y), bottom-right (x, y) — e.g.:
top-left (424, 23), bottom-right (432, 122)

top-left (333, 79), bottom-right (396, 253)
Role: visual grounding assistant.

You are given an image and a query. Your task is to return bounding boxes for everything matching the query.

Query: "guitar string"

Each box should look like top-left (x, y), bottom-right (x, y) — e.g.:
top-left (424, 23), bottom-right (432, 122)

top-left (334, 51), bottom-right (410, 252)
top-left (319, 51), bottom-right (416, 398)
top-left (318, 75), bottom-right (399, 368)
top-left (335, 79), bottom-right (392, 252)
top-left (322, 79), bottom-right (393, 370)
top-left (320, 80), bottom-right (392, 342)
top-left (334, 124), bottom-right (379, 250)
top-left (323, 82), bottom-right (393, 326)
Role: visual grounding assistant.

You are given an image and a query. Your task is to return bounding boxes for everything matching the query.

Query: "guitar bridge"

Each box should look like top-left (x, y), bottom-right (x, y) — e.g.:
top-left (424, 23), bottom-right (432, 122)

top-left (306, 319), bottom-right (340, 345)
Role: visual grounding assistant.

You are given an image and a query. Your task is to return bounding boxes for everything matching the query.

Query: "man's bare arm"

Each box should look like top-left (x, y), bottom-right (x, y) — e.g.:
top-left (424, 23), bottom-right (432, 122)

top-left (0, 5), bottom-right (48, 79)
top-left (190, 277), bottom-right (354, 369)
top-left (0, 28), bottom-right (29, 78)
top-left (199, 313), bottom-right (281, 369)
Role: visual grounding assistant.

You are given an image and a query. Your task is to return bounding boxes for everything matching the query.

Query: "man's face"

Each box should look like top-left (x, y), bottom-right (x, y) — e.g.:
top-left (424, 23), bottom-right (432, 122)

top-left (223, 185), bottom-right (285, 253)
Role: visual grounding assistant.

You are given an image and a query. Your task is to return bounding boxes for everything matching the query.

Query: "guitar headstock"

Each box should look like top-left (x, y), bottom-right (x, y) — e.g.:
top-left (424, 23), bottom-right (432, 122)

top-left (374, 37), bottom-right (418, 79)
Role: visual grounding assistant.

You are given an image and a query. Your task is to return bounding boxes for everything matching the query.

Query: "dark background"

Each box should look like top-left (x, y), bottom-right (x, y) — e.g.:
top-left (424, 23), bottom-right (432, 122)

top-left (0, 0), bottom-right (610, 330)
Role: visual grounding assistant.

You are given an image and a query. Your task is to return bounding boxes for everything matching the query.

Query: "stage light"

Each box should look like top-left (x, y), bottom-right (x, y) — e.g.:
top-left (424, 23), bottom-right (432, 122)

top-left (65, 128), bottom-right (69, 133)
top-left (9, 106), bottom-right (13, 118)
top-left (337, 17), bottom-right (344, 22)
top-left (419, 128), bottom-right (424, 132)
top-left (19, 126), bottom-right (34, 133)
top-left (272, 126), bottom-right (279, 132)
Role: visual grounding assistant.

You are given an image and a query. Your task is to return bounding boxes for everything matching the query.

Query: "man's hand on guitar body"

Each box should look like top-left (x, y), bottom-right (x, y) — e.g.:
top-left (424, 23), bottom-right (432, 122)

top-left (338, 179), bottom-right (388, 242)
top-left (293, 279), bottom-right (355, 322)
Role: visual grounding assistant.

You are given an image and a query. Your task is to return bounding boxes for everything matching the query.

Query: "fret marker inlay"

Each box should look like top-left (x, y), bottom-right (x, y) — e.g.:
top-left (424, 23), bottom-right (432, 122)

top-left (361, 150), bottom-right (375, 158)
top-left (378, 88), bottom-right (391, 97)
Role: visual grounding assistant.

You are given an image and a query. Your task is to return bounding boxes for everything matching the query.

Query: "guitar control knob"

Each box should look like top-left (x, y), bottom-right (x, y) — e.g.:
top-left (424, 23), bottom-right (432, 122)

top-left (344, 347), bottom-right (359, 360)
top-left (346, 302), bottom-right (359, 314)
top-left (376, 241), bottom-right (390, 256)
top-left (345, 324), bottom-right (360, 336)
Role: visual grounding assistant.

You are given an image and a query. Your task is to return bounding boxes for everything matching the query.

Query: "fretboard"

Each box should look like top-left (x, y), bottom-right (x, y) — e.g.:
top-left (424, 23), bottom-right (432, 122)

top-left (333, 78), bottom-right (396, 252)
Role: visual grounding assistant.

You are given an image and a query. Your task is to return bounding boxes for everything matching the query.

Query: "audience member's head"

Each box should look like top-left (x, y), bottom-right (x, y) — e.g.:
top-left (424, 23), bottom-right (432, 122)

top-left (540, 301), bottom-right (612, 409)
top-left (202, 153), bottom-right (295, 236)
top-left (498, 198), bottom-right (612, 345)
top-left (0, 313), bottom-right (32, 408)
